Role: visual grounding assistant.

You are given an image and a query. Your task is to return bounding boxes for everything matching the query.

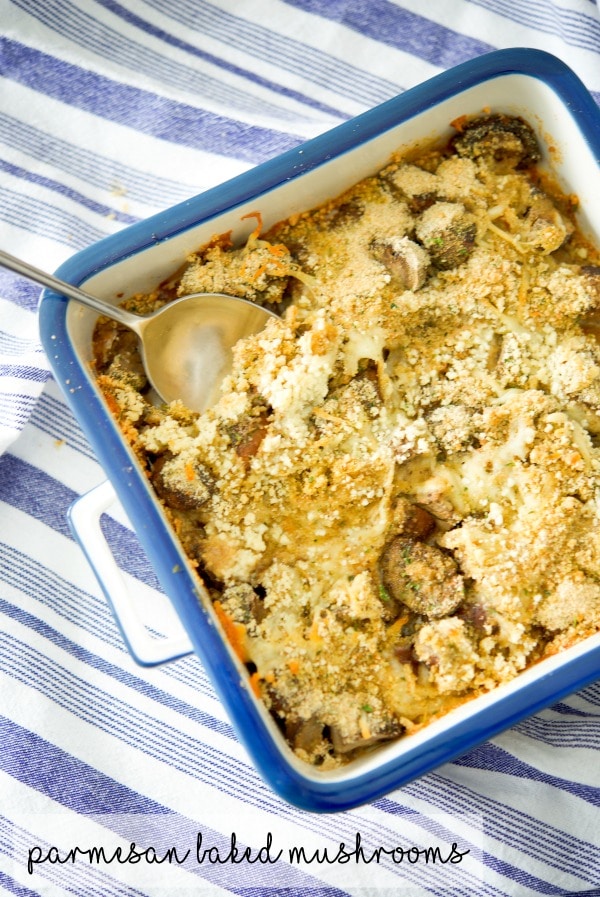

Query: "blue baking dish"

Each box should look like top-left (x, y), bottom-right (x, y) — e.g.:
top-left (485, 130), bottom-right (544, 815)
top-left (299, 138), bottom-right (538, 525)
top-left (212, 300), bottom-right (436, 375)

top-left (39, 48), bottom-right (600, 812)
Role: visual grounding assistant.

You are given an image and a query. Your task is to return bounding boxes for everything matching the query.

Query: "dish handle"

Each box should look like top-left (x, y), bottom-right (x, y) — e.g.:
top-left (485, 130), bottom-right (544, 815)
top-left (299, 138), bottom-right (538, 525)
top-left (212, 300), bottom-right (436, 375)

top-left (68, 480), bottom-right (195, 666)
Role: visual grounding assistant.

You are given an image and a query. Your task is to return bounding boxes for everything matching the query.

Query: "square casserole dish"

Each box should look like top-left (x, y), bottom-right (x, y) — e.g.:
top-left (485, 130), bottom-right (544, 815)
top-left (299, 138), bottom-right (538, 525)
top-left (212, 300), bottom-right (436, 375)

top-left (39, 48), bottom-right (600, 812)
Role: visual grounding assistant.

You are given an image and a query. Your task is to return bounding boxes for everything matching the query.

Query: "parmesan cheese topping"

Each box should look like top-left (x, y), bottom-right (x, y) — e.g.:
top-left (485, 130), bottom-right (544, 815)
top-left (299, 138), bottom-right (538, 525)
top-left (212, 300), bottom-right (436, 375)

top-left (94, 114), bottom-right (600, 767)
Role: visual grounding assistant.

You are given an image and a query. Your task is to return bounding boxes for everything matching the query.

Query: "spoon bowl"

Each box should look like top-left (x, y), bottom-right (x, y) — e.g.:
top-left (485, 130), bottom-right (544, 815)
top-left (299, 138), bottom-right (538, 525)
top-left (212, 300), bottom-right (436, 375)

top-left (0, 249), bottom-right (278, 412)
top-left (131, 290), bottom-right (278, 412)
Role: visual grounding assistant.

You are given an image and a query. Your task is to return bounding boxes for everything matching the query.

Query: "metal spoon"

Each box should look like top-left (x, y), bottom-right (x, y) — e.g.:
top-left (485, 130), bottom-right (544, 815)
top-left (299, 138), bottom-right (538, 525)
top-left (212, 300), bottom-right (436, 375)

top-left (1, 249), bottom-right (278, 412)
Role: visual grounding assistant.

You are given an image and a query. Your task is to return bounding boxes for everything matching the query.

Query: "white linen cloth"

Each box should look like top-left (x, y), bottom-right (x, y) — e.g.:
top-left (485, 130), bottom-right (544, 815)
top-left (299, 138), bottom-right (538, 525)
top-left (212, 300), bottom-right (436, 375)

top-left (1, 1), bottom-right (600, 894)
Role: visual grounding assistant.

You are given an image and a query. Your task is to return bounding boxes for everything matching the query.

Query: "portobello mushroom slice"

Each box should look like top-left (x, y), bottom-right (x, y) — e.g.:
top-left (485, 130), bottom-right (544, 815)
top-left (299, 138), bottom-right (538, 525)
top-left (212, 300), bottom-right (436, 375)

top-left (151, 452), bottom-right (214, 510)
top-left (451, 113), bottom-right (540, 170)
top-left (329, 714), bottom-right (404, 755)
top-left (415, 202), bottom-right (477, 269)
top-left (380, 537), bottom-right (464, 618)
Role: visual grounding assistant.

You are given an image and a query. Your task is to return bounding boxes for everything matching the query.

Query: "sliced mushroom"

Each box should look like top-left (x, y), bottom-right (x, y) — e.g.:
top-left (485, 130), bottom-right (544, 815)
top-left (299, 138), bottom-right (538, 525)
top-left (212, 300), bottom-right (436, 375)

top-left (94, 320), bottom-right (147, 389)
top-left (522, 190), bottom-right (572, 254)
top-left (458, 601), bottom-right (488, 633)
top-left (390, 497), bottom-right (436, 540)
top-left (451, 113), bottom-right (540, 170)
top-left (393, 641), bottom-right (417, 665)
top-left (581, 265), bottom-right (600, 304)
top-left (151, 452), bottom-right (214, 510)
top-left (352, 357), bottom-right (385, 407)
top-left (388, 163), bottom-right (440, 213)
top-left (227, 410), bottom-right (270, 464)
top-left (415, 202), bottom-right (476, 269)
top-left (220, 582), bottom-right (268, 626)
top-left (380, 537), bottom-right (464, 618)
top-left (329, 714), bottom-right (404, 754)
top-left (321, 198), bottom-right (365, 230)
top-left (577, 267), bottom-right (600, 339)
top-left (370, 236), bottom-right (431, 290)
top-left (261, 689), bottom-right (330, 761)
top-left (285, 715), bottom-right (326, 754)
top-left (93, 317), bottom-right (121, 368)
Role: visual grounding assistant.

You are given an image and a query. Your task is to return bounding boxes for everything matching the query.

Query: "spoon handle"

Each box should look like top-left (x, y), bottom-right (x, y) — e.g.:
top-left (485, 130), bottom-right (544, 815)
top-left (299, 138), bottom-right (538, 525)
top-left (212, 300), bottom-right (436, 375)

top-left (0, 249), bottom-right (141, 330)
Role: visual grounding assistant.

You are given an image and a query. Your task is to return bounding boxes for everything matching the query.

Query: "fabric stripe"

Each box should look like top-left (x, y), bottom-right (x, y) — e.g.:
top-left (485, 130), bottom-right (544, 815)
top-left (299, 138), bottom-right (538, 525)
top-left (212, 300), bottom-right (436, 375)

top-left (0, 709), bottom-right (479, 895)
top-left (0, 599), bottom-right (235, 739)
top-left (0, 272), bottom-right (41, 312)
top-left (0, 365), bottom-right (48, 384)
top-left (0, 331), bottom-right (40, 357)
top-left (386, 778), bottom-right (600, 892)
top-left (0, 395), bottom-right (33, 430)
top-left (0, 535), bottom-right (219, 701)
top-left (0, 454), bottom-right (72, 537)
top-left (1, 627), bottom-right (485, 870)
top-left (576, 681), bottom-right (600, 706)
top-left (1, 814), bottom-right (200, 897)
top-left (0, 724), bottom-right (343, 896)
top-left (0, 113), bottom-right (198, 209)
top-left (548, 700), bottom-right (598, 718)
top-left (453, 742), bottom-right (600, 805)
top-left (281, 0), bottom-right (494, 67)
top-left (93, 0), bottom-right (347, 121)
top-left (514, 715), bottom-right (600, 748)
top-left (0, 454), bottom-right (162, 590)
top-left (10, 0), bottom-right (334, 127)
top-left (2, 597), bottom-right (596, 889)
top-left (0, 542), bottom-right (124, 650)
top-left (0, 870), bottom-right (43, 897)
top-left (0, 158), bottom-right (138, 226)
top-left (0, 184), bottom-right (110, 249)
top-left (0, 717), bottom-right (168, 815)
top-left (0, 38), bottom-right (300, 163)
top-left (431, 763), bottom-right (600, 864)
top-left (466, 0), bottom-right (600, 53)
top-left (0, 543), bottom-right (125, 653)
top-left (0, 626), bottom-right (271, 804)
top-left (140, 0), bottom-right (404, 108)
top-left (29, 393), bottom-right (96, 461)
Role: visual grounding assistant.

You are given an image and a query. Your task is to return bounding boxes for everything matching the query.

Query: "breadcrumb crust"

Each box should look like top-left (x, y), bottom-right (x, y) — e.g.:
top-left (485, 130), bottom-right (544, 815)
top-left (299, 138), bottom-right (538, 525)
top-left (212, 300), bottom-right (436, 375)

top-left (94, 116), bottom-right (600, 768)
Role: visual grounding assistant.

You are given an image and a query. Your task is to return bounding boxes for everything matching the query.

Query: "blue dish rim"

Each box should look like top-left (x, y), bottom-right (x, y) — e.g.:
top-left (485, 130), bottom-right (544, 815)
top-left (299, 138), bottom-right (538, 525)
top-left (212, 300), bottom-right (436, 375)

top-left (39, 47), bottom-right (600, 812)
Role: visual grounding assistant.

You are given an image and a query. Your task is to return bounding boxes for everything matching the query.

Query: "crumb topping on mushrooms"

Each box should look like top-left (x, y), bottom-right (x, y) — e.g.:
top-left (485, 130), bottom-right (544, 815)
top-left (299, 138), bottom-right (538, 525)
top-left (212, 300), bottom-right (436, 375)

top-left (94, 114), bottom-right (600, 768)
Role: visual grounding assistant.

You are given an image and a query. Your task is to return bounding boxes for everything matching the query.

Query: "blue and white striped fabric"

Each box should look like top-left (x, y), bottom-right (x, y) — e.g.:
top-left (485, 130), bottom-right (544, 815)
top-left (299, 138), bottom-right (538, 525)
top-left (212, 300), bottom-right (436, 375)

top-left (1, 1), bottom-right (600, 894)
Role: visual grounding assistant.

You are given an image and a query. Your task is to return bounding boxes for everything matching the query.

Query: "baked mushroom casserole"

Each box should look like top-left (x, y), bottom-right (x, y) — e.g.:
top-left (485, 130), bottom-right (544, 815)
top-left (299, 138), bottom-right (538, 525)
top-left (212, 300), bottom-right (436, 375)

top-left (94, 114), bottom-right (600, 767)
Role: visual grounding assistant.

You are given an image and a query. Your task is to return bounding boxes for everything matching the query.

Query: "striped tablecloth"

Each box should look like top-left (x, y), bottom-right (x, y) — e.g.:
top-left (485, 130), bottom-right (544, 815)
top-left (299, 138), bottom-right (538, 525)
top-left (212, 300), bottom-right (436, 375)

top-left (1, 2), bottom-right (600, 894)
